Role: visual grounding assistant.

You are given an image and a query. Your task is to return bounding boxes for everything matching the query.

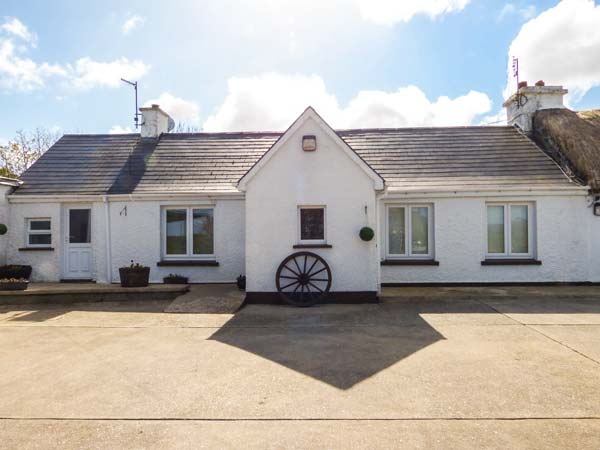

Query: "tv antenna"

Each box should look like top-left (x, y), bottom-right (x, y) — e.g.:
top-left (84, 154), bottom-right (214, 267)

top-left (120, 78), bottom-right (142, 129)
top-left (512, 57), bottom-right (519, 91)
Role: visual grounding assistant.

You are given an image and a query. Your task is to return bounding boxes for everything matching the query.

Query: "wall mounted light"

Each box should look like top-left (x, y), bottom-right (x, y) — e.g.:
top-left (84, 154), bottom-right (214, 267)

top-left (302, 135), bottom-right (317, 152)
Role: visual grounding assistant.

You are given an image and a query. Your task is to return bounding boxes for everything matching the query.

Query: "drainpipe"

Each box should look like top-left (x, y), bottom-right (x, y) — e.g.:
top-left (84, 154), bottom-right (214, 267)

top-left (375, 192), bottom-right (382, 295)
top-left (103, 196), bottom-right (112, 284)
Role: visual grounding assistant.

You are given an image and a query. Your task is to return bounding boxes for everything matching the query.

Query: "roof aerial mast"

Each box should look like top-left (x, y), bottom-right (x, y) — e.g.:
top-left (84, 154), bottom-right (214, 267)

top-left (120, 78), bottom-right (142, 129)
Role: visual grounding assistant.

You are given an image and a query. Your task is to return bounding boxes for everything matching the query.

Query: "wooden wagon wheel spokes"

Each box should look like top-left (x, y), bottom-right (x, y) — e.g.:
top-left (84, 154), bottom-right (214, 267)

top-left (275, 251), bottom-right (332, 307)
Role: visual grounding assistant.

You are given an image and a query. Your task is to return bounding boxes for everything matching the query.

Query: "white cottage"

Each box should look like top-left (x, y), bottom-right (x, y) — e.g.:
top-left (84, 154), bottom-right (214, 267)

top-left (2, 85), bottom-right (600, 304)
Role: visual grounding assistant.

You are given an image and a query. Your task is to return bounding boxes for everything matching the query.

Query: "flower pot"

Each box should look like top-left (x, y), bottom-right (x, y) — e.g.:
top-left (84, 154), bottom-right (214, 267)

top-left (0, 281), bottom-right (28, 291)
top-left (0, 265), bottom-right (32, 280)
top-left (163, 276), bottom-right (188, 284)
top-left (119, 267), bottom-right (150, 288)
top-left (236, 275), bottom-right (246, 291)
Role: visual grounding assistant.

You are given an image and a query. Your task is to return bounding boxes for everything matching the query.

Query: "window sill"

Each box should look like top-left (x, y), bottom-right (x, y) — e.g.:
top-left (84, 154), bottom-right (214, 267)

top-left (157, 260), bottom-right (219, 267)
top-left (381, 259), bottom-right (439, 266)
top-left (293, 244), bottom-right (333, 249)
top-left (18, 247), bottom-right (54, 252)
top-left (481, 259), bottom-right (541, 266)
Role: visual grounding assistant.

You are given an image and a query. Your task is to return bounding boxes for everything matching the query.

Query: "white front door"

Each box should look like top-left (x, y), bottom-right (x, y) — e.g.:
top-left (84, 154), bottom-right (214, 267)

top-left (65, 208), bottom-right (92, 279)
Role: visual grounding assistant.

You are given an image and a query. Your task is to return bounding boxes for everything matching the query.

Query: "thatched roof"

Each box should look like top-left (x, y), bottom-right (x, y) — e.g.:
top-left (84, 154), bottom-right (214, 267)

top-left (532, 108), bottom-right (600, 193)
top-left (578, 109), bottom-right (600, 129)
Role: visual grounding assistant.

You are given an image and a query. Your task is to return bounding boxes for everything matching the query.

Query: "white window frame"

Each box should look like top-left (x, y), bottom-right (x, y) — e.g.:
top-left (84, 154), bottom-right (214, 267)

top-left (385, 204), bottom-right (434, 259)
top-left (485, 202), bottom-right (535, 259)
top-left (26, 218), bottom-right (52, 248)
top-left (162, 207), bottom-right (215, 259)
top-left (297, 205), bottom-right (327, 245)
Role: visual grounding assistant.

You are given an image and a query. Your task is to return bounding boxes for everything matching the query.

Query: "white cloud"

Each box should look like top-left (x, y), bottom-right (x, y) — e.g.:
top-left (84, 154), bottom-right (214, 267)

top-left (0, 34), bottom-right (67, 91)
top-left (122, 15), bottom-right (144, 35)
top-left (1, 17), bottom-right (37, 45)
top-left (144, 93), bottom-right (201, 126)
top-left (358, 0), bottom-right (471, 25)
top-left (0, 17), bottom-right (150, 92)
top-left (70, 57), bottom-right (150, 89)
top-left (506, 0), bottom-right (600, 103)
top-left (203, 73), bottom-right (491, 132)
top-left (109, 125), bottom-right (133, 134)
top-left (499, 3), bottom-right (537, 21)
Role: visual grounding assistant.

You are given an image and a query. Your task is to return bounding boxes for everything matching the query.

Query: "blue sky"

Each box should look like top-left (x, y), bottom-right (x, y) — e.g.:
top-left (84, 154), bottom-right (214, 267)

top-left (1, 0), bottom-right (599, 140)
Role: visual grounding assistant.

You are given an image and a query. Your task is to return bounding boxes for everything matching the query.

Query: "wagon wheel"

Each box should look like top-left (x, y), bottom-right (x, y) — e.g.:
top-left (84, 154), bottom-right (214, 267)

top-left (276, 252), bottom-right (332, 307)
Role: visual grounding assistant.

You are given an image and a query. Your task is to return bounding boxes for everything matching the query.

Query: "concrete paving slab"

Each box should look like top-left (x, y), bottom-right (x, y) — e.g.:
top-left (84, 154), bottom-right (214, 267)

top-left (0, 301), bottom-right (233, 328)
top-left (482, 297), bottom-right (600, 324)
top-left (164, 284), bottom-right (245, 314)
top-left (0, 308), bottom-right (599, 419)
top-left (2, 419), bottom-right (600, 450)
top-left (530, 324), bottom-right (600, 362)
top-left (1, 292), bottom-right (600, 449)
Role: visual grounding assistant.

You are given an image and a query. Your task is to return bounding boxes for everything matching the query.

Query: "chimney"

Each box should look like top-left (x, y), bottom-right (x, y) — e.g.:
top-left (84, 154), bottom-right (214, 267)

top-left (503, 82), bottom-right (568, 133)
top-left (139, 104), bottom-right (174, 138)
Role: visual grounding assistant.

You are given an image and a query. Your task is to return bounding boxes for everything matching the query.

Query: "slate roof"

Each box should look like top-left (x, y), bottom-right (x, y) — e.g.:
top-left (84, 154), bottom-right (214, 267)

top-left (13, 125), bottom-right (579, 196)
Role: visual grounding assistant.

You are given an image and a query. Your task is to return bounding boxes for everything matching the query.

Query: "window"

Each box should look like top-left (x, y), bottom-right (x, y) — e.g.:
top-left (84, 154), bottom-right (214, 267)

top-left (386, 205), bottom-right (433, 258)
top-left (486, 203), bottom-right (534, 258)
top-left (163, 207), bottom-right (214, 258)
top-left (27, 219), bottom-right (52, 247)
top-left (298, 206), bottom-right (326, 244)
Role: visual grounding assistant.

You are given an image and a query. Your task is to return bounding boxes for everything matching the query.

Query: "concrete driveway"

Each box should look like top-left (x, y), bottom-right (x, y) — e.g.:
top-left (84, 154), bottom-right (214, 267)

top-left (0, 289), bottom-right (599, 449)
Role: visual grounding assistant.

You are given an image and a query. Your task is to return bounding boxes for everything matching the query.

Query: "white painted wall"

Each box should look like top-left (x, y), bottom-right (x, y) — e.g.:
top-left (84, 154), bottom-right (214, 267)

top-left (6, 202), bottom-right (62, 281)
top-left (6, 198), bottom-right (244, 283)
top-left (379, 194), bottom-right (593, 283)
top-left (107, 199), bottom-right (244, 283)
top-left (0, 186), bottom-right (13, 265)
top-left (244, 115), bottom-right (379, 293)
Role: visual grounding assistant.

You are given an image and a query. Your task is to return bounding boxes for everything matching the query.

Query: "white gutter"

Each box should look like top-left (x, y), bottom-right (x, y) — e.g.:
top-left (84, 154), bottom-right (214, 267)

top-left (382, 186), bottom-right (589, 199)
top-left (103, 195), bottom-right (112, 284)
top-left (7, 191), bottom-right (245, 203)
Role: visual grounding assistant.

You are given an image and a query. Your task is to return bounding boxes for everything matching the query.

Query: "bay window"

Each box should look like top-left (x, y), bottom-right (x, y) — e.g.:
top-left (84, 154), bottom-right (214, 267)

top-left (163, 207), bottom-right (214, 258)
top-left (486, 203), bottom-right (534, 258)
top-left (386, 204), bottom-right (433, 258)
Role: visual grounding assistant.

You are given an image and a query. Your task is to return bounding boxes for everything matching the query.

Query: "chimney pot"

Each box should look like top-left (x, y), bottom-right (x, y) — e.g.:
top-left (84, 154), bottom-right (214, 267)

top-left (535, 80), bottom-right (545, 87)
top-left (518, 81), bottom-right (528, 89)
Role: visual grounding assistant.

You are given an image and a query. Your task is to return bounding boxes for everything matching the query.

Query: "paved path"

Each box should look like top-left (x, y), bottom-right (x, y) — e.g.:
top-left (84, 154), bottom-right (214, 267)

top-left (0, 292), bottom-right (599, 449)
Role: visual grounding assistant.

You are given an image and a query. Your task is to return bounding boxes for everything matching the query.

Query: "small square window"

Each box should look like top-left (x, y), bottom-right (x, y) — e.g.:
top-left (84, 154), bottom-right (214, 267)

top-left (299, 207), bottom-right (325, 243)
top-left (27, 218), bottom-right (52, 247)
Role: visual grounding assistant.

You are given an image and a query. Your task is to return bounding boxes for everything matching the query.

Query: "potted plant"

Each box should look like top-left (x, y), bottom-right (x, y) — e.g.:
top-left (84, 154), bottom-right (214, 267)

top-left (0, 265), bottom-right (32, 280)
top-left (163, 273), bottom-right (189, 284)
top-left (236, 274), bottom-right (246, 291)
top-left (0, 278), bottom-right (29, 291)
top-left (359, 226), bottom-right (375, 242)
top-left (119, 260), bottom-right (150, 288)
